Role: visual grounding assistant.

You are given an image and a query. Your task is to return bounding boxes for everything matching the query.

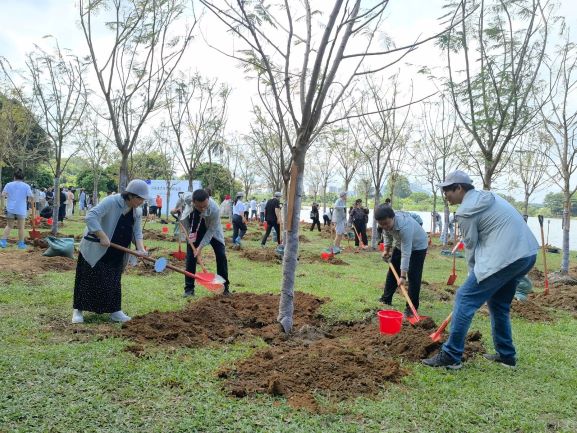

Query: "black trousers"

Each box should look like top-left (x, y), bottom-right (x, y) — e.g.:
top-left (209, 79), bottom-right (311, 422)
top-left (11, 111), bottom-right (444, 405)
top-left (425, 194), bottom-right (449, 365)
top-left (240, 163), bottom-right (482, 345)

top-left (310, 218), bottom-right (321, 231)
top-left (232, 214), bottom-right (247, 242)
top-left (323, 215), bottom-right (330, 226)
top-left (185, 238), bottom-right (229, 293)
top-left (382, 247), bottom-right (427, 310)
top-left (353, 221), bottom-right (368, 246)
top-left (261, 220), bottom-right (281, 245)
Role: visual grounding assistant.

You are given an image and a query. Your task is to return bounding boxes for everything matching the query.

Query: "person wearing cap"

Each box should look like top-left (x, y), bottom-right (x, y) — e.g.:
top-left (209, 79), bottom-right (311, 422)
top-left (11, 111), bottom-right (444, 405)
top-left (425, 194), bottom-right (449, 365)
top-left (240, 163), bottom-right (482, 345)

top-left (349, 198), bottom-right (369, 251)
top-left (423, 170), bottom-right (539, 369)
top-left (375, 205), bottom-right (428, 316)
top-left (180, 188), bottom-right (230, 297)
top-left (232, 191), bottom-right (247, 247)
top-left (261, 191), bottom-right (282, 247)
top-left (71, 179), bottom-right (150, 324)
top-left (331, 191), bottom-right (348, 253)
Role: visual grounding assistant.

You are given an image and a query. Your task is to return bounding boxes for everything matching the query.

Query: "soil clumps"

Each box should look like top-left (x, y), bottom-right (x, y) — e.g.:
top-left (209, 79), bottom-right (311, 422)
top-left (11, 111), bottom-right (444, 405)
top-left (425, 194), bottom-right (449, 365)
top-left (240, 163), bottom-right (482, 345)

top-left (510, 299), bottom-right (554, 322)
top-left (0, 248), bottom-right (76, 279)
top-left (239, 248), bottom-right (283, 264)
top-left (120, 292), bottom-right (485, 411)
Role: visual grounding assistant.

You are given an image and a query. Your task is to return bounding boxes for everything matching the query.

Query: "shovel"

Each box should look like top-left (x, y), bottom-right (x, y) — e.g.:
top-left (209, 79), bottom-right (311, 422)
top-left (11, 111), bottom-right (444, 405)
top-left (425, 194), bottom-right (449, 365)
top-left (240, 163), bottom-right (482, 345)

top-left (29, 207), bottom-right (41, 240)
top-left (106, 241), bottom-right (225, 293)
top-left (430, 312), bottom-right (452, 342)
top-left (170, 224), bottom-right (186, 261)
top-left (446, 240), bottom-right (462, 286)
top-left (177, 221), bottom-right (223, 283)
top-left (352, 224), bottom-right (365, 249)
top-left (538, 215), bottom-right (550, 295)
top-left (387, 261), bottom-right (429, 325)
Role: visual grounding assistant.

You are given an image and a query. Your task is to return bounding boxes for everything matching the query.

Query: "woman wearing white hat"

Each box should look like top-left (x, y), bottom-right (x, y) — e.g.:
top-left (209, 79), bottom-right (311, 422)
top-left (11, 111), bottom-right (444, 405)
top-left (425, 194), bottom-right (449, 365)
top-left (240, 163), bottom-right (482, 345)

top-left (71, 179), bottom-right (150, 324)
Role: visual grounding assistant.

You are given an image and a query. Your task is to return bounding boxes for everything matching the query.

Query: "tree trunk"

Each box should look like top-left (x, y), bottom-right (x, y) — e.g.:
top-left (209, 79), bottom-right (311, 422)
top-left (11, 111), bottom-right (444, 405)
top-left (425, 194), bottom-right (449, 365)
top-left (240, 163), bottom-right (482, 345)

top-left (119, 153), bottom-right (129, 192)
top-left (51, 176), bottom-right (61, 235)
top-left (442, 202), bottom-right (450, 246)
top-left (0, 165), bottom-right (4, 212)
top-left (92, 173), bottom-right (100, 206)
top-left (278, 155), bottom-right (305, 333)
top-left (561, 193), bottom-right (571, 274)
top-left (523, 192), bottom-right (530, 219)
top-left (371, 190), bottom-right (381, 249)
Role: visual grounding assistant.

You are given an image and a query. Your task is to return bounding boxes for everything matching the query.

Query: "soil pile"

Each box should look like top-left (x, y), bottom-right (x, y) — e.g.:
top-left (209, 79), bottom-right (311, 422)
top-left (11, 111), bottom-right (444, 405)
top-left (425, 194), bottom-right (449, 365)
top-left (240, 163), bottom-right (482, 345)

top-left (121, 292), bottom-right (485, 411)
top-left (532, 286), bottom-right (577, 314)
top-left (511, 299), bottom-right (553, 322)
top-left (142, 228), bottom-right (171, 241)
top-left (0, 249), bottom-right (76, 276)
top-left (299, 251), bottom-right (349, 266)
top-left (121, 292), bottom-right (325, 347)
top-left (239, 248), bottom-right (283, 264)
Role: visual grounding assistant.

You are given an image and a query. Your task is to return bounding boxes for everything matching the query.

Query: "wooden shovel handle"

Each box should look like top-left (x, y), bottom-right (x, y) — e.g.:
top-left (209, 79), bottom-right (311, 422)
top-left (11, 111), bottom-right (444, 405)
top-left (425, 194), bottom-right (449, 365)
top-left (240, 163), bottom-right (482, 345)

top-left (178, 221), bottom-right (208, 273)
top-left (388, 262), bottom-right (420, 320)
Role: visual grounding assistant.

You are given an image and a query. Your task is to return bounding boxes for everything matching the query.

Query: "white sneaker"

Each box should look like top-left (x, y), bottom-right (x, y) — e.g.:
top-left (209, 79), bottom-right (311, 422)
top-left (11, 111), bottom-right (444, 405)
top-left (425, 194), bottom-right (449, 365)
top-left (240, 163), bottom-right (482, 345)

top-left (110, 310), bottom-right (131, 322)
top-left (71, 309), bottom-right (84, 324)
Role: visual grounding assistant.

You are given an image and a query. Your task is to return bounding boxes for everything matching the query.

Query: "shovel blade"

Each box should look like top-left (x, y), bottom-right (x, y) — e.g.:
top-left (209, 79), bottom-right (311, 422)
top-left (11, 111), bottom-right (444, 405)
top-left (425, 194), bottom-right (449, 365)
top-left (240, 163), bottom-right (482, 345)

top-left (171, 251), bottom-right (186, 260)
top-left (446, 274), bottom-right (457, 285)
top-left (429, 331), bottom-right (443, 342)
top-left (406, 315), bottom-right (429, 325)
top-left (29, 230), bottom-right (41, 240)
top-left (154, 257), bottom-right (168, 273)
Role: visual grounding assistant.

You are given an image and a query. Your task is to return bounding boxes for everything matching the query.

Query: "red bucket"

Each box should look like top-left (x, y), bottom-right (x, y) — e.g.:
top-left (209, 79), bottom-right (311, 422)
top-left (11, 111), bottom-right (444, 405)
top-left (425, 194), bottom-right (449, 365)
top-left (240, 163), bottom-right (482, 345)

top-left (377, 309), bottom-right (403, 335)
top-left (226, 222), bottom-right (232, 230)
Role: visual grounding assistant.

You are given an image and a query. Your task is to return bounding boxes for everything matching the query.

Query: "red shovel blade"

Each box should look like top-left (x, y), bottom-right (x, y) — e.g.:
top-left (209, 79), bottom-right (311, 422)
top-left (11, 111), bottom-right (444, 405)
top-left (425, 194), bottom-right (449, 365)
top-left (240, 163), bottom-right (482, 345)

top-left (46, 218), bottom-right (53, 225)
top-left (446, 274), bottom-right (457, 285)
top-left (406, 315), bottom-right (430, 325)
top-left (171, 250), bottom-right (186, 260)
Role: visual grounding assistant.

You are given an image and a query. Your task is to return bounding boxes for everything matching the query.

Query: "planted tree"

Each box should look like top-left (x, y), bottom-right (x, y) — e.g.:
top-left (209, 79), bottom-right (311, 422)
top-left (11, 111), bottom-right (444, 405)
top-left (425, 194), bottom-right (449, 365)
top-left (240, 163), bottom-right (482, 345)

top-left (79, 0), bottom-right (197, 190)
top-left (440, 0), bottom-right (550, 190)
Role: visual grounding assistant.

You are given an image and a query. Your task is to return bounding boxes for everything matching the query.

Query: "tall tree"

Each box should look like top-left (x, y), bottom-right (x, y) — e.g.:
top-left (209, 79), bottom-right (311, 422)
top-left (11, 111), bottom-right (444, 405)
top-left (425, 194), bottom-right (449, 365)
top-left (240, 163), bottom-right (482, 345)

top-left (540, 34), bottom-right (577, 274)
top-left (79, 0), bottom-right (197, 190)
top-left (24, 41), bottom-right (87, 234)
top-left (166, 72), bottom-right (230, 191)
top-left (441, 0), bottom-right (550, 190)
top-left (200, 0), bottom-right (450, 332)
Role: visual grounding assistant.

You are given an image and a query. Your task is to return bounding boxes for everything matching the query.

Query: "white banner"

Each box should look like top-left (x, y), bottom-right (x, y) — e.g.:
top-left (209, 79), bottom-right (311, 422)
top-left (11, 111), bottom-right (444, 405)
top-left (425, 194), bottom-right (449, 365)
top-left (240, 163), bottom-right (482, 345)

top-left (145, 179), bottom-right (202, 215)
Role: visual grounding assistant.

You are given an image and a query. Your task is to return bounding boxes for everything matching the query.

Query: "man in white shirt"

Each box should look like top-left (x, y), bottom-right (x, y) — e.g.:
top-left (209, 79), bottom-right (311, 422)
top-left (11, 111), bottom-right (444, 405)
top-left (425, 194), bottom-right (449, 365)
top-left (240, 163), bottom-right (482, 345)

top-left (1, 169), bottom-right (33, 249)
top-left (249, 197), bottom-right (257, 221)
top-left (331, 191), bottom-right (347, 253)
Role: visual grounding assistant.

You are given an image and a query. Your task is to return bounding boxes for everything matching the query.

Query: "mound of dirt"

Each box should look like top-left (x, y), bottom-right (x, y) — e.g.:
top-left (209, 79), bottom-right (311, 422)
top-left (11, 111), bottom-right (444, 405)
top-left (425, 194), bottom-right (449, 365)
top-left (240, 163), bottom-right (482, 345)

top-left (119, 291), bottom-right (485, 411)
top-left (298, 235), bottom-right (310, 243)
top-left (0, 248), bottom-right (76, 276)
top-left (239, 248), bottom-right (282, 264)
top-left (242, 231), bottom-right (265, 241)
top-left (142, 228), bottom-right (171, 241)
top-left (121, 292), bottom-right (326, 347)
top-left (511, 299), bottom-right (554, 322)
top-left (532, 285), bottom-right (577, 314)
top-left (299, 252), bottom-right (349, 266)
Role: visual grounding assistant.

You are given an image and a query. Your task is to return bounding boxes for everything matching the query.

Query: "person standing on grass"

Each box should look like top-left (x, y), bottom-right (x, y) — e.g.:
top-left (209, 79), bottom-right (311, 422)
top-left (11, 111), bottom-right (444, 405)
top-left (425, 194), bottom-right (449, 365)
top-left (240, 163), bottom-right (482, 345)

top-left (309, 202), bottom-right (321, 232)
top-left (155, 194), bottom-right (163, 218)
top-left (79, 188), bottom-right (86, 216)
top-left (331, 191), bottom-right (347, 253)
top-left (259, 198), bottom-right (267, 223)
top-left (349, 199), bottom-right (368, 251)
top-left (66, 187), bottom-right (74, 218)
top-left (261, 192), bottom-right (282, 247)
top-left (180, 188), bottom-right (230, 297)
top-left (0, 169), bottom-right (33, 249)
top-left (323, 208), bottom-right (332, 226)
top-left (423, 171), bottom-right (539, 370)
top-left (71, 179), bottom-right (150, 324)
top-left (376, 205), bottom-right (428, 318)
top-left (231, 191), bottom-right (247, 248)
top-left (249, 197), bottom-right (257, 221)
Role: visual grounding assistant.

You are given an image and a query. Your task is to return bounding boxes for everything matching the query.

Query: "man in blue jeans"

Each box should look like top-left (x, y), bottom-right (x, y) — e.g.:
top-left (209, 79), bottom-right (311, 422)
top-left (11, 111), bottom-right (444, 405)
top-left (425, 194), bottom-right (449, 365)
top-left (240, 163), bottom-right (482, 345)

top-left (423, 170), bottom-right (539, 369)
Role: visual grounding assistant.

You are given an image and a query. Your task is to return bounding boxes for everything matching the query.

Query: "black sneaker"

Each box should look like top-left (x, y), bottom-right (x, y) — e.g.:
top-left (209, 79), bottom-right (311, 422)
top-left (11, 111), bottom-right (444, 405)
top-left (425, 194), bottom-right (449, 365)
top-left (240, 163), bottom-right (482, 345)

top-left (222, 288), bottom-right (231, 296)
top-left (183, 290), bottom-right (195, 298)
top-left (379, 296), bottom-right (391, 304)
top-left (483, 353), bottom-right (516, 368)
top-left (403, 307), bottom-right (414, 319)
top-left (422, 351), bottom-right (462, 370)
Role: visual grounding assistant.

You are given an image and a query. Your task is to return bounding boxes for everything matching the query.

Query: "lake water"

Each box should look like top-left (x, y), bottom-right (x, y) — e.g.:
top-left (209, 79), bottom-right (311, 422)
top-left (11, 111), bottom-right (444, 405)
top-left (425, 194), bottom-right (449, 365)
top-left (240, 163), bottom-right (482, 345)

top-left (299, 208), bottom-right (572, 250)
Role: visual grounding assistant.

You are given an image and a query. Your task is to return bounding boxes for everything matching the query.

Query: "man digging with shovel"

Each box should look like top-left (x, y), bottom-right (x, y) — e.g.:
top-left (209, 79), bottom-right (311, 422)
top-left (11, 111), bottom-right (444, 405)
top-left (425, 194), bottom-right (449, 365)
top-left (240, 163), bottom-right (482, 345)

top-left (423, 171), bottom-right (539, 369)
top-left (376, 205), bottom-right (428, 319)
top-left (179, 189), bottom-right (230, 297)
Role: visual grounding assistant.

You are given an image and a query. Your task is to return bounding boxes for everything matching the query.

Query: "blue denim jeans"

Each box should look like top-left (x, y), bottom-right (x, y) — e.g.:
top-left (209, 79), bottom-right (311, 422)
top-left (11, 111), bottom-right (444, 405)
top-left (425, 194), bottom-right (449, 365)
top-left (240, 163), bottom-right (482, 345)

top-left (442, 254), bottom-right (537, 362)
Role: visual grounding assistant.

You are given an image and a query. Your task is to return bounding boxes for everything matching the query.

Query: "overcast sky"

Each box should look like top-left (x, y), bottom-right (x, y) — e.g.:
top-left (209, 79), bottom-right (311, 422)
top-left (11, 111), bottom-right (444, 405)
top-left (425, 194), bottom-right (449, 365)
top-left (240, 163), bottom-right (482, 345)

top-left (1, 1), bottom-right (576, 202)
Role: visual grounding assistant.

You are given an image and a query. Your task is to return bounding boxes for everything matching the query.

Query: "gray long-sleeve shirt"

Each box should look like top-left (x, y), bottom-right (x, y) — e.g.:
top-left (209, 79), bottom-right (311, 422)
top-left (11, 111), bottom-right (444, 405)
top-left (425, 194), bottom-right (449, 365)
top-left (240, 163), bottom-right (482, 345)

top-left (383, 211), bottom-right (428, 273)
top-left (456, 189), bottom-right (539, 282)
top-left (179, 197), bottom-right (225, 248)
top-left (79, 194), bottom-right (143, 267)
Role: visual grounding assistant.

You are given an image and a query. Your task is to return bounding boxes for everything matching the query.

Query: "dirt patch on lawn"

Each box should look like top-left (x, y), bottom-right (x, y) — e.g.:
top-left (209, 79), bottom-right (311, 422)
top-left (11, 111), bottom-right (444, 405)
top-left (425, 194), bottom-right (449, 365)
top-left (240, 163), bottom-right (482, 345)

top-left (119, 291), bottom-right (485, 411)
top-left (239, 248), bottom-right (282, 264)
top-left (298, 251), bottom-right (349, 266)
top-left (0, 248), bottom-right (76, 279)
top-left (532, 285), bottom-right (577, 314)
top-left (510, 299), bottom-right (554, 322)
top-left (142, 228), bottom-right (172, 241)
top-left (122, 292), bottom-right (325, 347)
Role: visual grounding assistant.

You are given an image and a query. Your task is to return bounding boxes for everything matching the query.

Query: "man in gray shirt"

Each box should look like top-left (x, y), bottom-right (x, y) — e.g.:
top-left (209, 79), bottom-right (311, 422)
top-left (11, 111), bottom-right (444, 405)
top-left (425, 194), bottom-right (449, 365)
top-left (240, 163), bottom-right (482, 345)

top-left (376, 205), bottom-right (428, 317)
top-left (423, 170), bottom-right (538, 369)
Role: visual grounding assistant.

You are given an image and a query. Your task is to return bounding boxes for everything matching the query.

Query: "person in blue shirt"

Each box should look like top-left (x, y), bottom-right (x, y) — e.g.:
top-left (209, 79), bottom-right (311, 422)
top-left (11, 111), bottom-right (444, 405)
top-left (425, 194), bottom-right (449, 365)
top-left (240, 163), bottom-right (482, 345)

top-left (423, 170), bottom-right (539, 369)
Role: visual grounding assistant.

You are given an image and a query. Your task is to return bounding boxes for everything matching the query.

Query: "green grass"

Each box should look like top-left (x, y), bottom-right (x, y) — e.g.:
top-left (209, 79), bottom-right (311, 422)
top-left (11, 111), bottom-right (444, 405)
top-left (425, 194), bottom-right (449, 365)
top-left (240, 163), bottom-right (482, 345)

top-left (1, 218), bottom-right (576, 433)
